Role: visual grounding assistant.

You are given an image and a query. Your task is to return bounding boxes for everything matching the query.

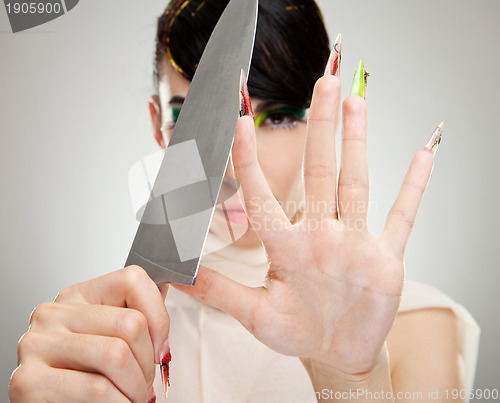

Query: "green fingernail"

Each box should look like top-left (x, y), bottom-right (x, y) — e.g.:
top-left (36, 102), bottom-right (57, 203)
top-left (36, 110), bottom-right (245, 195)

top-left (350, 59), bottom-right (370, 99)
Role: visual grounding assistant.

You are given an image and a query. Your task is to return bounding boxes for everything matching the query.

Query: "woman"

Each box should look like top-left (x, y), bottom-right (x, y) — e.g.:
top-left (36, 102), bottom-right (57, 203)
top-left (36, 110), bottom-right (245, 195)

top-left (9, 0), bottom-right (479, 402)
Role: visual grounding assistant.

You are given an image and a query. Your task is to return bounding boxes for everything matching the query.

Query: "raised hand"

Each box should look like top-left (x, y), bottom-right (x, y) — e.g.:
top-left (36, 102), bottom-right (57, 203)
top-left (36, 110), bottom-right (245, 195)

top-left (175, 74), bottom-right (437, 378)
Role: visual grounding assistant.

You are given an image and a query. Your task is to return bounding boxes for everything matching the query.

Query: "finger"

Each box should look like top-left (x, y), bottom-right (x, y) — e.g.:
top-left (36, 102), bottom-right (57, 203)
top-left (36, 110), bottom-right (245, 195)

top-left (18, 331), bottom-right (147, 402)
top-left (338, 96), bottom-right (369, 229)
top-left (29, 303), bottom-right (155, 385)
top-left (9, 364), bottom-right (130, 403)
top-left (173, 265), bottom-right (263, 334)
top-left (232, 116), bottom-right (292, 243)
top-left (304, 75), bottom-right (341, 220)
top-left (54, 265), bottom-right (169, 363)
top-left (159, 283), bottom-right (169, 300)
top-left (382, 149), bottom-right (434, 258)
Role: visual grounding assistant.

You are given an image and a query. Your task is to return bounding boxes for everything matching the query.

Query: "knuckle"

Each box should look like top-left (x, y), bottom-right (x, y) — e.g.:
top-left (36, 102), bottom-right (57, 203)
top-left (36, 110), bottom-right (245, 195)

top-left (29, 302), bottom-right (55, 327)
top-left (303, 164), bottom-right (335, 179)
top-left (8, 366), bottom-right (28, 399)
top-left (390, 208), bottom-right (414, 230)
top-left (402, 178), bottom-right (426, 194)
top-left (103, 338), bottom-right (131, 369)
top-left (17, 332), bottom-right (39, 359)
top-left (9, 363), bottom-right (43, 400)
top-left (118, 310), bottom-right (148, 343)
top-left (87, 375), bottom-right (113, 401)
top-left (54, 285), bottom-right (77, 302)
top-left (122, 265), bottom-right (149, 287)
top-left (232, 156), bottom-right (255, 171)
top-left (338, 177), bottom-right (369, 191)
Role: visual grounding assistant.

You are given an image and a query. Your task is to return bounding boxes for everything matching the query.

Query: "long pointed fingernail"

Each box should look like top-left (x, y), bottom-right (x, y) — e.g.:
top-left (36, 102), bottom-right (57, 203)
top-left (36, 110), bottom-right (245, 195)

top-left (350, 59), bottom-right (370, 99)
top-left (239, 69), bottom-right (254, 118)
top-left (425, 121), bottom-right (444, 156)
top-left (146, 386), bottom-right (156, 403)
top-left (324, 32), bottom-right (342, 77)
top-left (159, 340), bottom-right (171, 398)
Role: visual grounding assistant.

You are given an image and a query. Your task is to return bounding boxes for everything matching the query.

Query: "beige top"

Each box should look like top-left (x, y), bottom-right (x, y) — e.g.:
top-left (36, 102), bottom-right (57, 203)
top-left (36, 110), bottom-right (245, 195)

top-left (150, 243), bottom-right (480, 403)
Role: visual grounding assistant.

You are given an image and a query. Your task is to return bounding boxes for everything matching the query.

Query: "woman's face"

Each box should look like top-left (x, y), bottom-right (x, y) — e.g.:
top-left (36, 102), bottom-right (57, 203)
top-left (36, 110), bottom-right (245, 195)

top-left (150, 61), bottom-right (308, 248)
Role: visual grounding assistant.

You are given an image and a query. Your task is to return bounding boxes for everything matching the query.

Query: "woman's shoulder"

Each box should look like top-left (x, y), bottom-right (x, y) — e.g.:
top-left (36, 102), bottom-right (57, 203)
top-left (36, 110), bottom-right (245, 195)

top-left (397, 279), bottom-right (480, 369)
top-left (399, 279), bottom-right (469, 314)
top-left (391, 279), bottom-right (480, 397)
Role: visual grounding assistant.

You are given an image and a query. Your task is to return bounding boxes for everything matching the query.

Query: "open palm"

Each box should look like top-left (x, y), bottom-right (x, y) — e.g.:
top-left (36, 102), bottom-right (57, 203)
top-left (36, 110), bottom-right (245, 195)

top-left (175, 75), bottom-right (435, 375)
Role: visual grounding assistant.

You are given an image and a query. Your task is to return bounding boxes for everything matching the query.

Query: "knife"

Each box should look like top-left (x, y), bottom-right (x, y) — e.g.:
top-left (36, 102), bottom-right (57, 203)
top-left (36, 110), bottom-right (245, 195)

top-left (125, 0), bottom-right (258, 286)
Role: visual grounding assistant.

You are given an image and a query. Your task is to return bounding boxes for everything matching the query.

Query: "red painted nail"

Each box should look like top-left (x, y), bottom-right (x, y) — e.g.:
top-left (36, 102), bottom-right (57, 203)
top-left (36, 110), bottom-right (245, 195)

top-left (239, 69), bottom-right (254, 118)
top-left (159, 340), bottom-right (171, 398)
top-left (324, 32), bottom-right (342, 77)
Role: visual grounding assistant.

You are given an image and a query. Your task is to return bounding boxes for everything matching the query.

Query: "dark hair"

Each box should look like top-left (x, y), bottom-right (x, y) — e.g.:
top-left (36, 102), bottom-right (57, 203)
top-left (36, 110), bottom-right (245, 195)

top-left (154, 0), bottom-right (330, 109)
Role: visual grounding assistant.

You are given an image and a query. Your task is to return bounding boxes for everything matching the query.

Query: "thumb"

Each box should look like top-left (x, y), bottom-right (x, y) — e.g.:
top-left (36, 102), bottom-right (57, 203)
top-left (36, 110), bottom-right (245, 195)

top-left (159, 284), bottom-right (169, 301)
top-left (173, 265), bottom-right (263, 333)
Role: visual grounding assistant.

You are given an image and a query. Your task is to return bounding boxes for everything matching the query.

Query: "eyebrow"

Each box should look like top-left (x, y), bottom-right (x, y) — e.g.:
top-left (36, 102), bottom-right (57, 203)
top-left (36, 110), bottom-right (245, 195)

top-left (253, 101), bottom-right (284, 115)
top-left (169, 96), bottom-right (185, 105)
top-left (168, 97), bottom-right (292, 115)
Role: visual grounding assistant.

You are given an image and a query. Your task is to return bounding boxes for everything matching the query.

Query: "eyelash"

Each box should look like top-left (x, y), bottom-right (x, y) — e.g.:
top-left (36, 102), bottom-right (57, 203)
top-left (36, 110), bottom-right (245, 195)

top-left (166, 106), bottom-right (307, 131)
top-left (254, 107), bottom-right (307, 130)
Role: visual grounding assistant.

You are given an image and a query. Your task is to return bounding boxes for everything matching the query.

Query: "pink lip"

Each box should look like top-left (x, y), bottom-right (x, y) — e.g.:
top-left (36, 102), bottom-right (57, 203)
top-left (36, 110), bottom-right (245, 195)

top-left (216, 204), bottom-right (249, 224)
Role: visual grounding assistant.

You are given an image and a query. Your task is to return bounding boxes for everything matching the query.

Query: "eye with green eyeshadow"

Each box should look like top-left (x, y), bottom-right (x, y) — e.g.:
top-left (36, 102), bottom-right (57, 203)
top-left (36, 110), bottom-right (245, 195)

top-left (254, 106), bottom-right (308, 130)
top-left (164, 96), bottom-right (185, 130)
top-left (163, 105), bottom-right (182, 131)
top-left (164, 105), bottom-right (182, 130)
top-left (171, 106), bottom-right (182, 123)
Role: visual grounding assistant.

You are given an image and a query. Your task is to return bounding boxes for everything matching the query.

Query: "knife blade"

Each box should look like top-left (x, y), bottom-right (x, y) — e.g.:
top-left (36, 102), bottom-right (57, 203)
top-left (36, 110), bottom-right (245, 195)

top-left (125, 0), bottom-right (258, 286)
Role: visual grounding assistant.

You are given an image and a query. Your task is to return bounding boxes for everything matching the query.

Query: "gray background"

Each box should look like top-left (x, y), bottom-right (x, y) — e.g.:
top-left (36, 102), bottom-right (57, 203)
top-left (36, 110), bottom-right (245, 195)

top-left (1, 0), bottom-right (499, 400)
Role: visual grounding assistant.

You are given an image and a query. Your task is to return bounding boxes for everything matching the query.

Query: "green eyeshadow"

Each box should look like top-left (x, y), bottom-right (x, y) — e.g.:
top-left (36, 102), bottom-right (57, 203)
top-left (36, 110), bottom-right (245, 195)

top-left (171, 106), bottom-right (182, 123)
top-left (254, 106), bottom-right (307, 128)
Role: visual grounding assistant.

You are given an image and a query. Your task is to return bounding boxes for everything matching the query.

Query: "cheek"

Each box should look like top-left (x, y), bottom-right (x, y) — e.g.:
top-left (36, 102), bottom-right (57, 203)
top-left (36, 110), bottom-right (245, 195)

top-left (256, 126), bottom-right (306, 197)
